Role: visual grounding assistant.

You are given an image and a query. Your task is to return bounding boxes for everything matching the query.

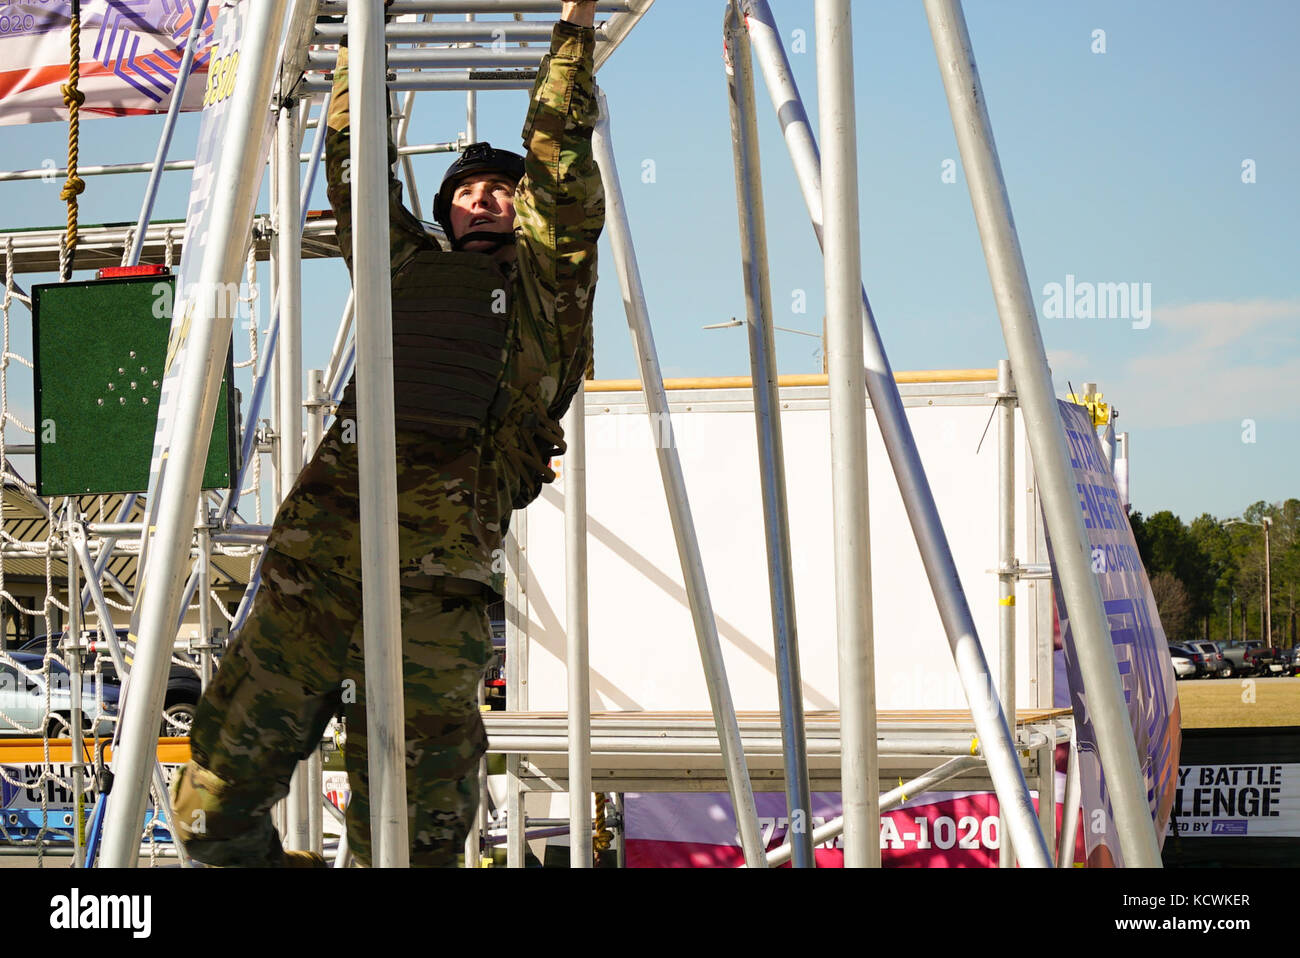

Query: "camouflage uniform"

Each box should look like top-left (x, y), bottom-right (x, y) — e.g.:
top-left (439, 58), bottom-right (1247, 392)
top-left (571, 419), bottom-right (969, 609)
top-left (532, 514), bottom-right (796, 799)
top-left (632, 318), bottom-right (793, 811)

top-left (170, 20), bottom-right (603, 867)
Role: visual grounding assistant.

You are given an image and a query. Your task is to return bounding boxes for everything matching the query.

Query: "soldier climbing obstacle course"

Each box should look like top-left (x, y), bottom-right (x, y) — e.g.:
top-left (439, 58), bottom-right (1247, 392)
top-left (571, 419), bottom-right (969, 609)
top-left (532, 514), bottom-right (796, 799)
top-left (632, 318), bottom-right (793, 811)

top-left (169, 0), bottom-right (605, 867)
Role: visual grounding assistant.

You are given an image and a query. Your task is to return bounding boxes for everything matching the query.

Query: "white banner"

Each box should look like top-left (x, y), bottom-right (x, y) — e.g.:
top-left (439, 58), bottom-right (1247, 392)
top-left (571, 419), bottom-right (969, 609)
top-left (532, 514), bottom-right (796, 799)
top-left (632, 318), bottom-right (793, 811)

top-left (1168, 763), bottom-right (1300, 838)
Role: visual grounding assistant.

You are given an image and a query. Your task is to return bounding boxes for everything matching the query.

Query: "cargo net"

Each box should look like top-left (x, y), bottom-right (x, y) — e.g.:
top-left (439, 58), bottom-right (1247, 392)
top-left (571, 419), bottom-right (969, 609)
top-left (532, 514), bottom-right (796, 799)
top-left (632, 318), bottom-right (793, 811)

top-left (0, 237), bottom-right (266, 865)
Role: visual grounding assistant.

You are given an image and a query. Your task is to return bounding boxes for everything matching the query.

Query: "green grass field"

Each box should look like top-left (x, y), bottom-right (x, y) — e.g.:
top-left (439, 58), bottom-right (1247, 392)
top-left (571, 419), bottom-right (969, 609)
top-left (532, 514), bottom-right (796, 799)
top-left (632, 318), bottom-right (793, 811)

top-left (1175, 675), bottom-right (1299, 728)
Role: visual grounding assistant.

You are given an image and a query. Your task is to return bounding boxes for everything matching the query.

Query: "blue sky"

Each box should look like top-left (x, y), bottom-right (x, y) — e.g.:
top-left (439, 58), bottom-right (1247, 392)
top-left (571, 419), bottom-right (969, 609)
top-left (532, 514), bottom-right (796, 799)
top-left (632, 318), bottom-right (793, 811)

top-left (2, 0), bottom-right (1297, 523)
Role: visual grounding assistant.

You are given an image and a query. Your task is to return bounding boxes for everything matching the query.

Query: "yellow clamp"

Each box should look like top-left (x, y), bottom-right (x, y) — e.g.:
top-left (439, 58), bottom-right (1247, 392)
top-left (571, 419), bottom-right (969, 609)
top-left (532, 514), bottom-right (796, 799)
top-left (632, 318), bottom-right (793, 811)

top-left (970, 736), bottom-right (980, 755)
top-left (998, 596), bottom-right (1015, 606)
top-left (1066, 391), bottom-right (1110, 426)
top-left (898, 777), bottom-right (907, 803)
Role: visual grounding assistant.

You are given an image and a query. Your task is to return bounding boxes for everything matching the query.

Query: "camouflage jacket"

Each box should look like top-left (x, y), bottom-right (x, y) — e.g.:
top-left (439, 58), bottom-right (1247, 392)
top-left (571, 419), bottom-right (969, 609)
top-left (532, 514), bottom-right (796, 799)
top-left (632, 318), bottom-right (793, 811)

top-left (265, 20), bottom-right (604, 593)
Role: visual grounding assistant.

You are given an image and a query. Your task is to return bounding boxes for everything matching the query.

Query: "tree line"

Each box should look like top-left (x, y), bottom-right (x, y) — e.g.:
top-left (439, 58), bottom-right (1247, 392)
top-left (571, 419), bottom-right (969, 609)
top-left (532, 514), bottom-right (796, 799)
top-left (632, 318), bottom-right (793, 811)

top-left (1129, 499), bottom-right (1300, 648)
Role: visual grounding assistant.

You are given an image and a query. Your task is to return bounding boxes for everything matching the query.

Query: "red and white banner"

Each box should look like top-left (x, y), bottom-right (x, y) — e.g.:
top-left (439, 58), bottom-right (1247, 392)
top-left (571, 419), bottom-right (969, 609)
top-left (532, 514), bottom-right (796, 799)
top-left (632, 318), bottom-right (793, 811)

top-left (624, 781), bottom-right (1088, 868)
top-left (0, 1), bottom-right (220, 126)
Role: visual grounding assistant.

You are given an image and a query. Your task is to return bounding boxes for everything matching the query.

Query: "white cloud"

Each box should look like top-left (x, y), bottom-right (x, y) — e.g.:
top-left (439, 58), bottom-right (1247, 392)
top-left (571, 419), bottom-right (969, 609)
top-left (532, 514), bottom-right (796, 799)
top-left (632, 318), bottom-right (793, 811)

top-left (1046, 348), bottom-right (1090, 374)
top-left (1109, 298), bottom-right (1300, 428)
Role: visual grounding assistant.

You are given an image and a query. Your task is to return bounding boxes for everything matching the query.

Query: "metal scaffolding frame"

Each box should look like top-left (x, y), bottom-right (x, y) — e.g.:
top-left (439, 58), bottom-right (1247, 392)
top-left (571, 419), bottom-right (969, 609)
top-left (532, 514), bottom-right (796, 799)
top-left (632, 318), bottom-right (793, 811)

top-left (0, 0), bottom-right (1159, 869)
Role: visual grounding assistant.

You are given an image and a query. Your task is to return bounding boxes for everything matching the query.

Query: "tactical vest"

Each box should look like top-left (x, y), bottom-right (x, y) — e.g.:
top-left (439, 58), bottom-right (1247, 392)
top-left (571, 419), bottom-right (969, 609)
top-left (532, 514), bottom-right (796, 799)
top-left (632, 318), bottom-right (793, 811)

top-left (387, 249), bottom-right (567, 512)
top-left (388, 251), bottom-right (513, 438)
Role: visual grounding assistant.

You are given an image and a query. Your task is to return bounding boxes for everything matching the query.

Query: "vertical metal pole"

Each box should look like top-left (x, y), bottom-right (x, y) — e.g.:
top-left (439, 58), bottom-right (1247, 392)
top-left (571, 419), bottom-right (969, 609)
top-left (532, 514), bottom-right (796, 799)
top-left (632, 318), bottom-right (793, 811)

top-left (1036, 727), bottom-right (1057, 861)
top-left (997, 358), bottom-right (1016, 868)
top-left (924, 0), bottom-right (1162, 866)
top-left (68, 526), bottom-right (192, 868)
top-left (1263, 520), bottom-right (1272, 645)
top-left (505, 510), bottom-right (528, 868)
top-left (814, 0), bottom-right (878, 869)
top-left (592, 89), bottom-right (767, 867)
top-left (742, 0), bottom-right (1050, 867)
top-left (564, 385), bottom-right (592, 868)
top-left (219, 83), bottom-right (329, 525)
top-left (197, 501), bottom-right (213, 689)
top-left (465, 13), bottom-right (478, 143)
top-left (1058, 723), bottom-right (1081, 867)
top-left (349, 0), bottom-right (409, 868)
top-left (127, 3), bottom-right (208, 266)
top-left (277, 96), bottom-right (310, 855)
top-left (303, 370), bottom-right (326, 476)
top-left (1115, 432), bottom-right (1129, 512)
top-left (67, 510), bottom-right (85, 867)
top-left (276, 101), bottom-right (303, 503)
top-left (305, 369), bottom-right (326, 856)
top-left (396, 91), bottom-right (424, 221)
top-left (724, 3), bottom-right (813, 869)
top-left (101, 0), bottom-right (295, 869)
top-left (463, 682), bottom-right (485, 868)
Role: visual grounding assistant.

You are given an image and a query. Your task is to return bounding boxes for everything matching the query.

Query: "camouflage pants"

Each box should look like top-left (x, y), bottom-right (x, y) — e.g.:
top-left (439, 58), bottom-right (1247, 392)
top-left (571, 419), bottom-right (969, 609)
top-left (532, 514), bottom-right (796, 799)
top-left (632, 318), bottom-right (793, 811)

top-left (170, 547), bottom-right (491, 867)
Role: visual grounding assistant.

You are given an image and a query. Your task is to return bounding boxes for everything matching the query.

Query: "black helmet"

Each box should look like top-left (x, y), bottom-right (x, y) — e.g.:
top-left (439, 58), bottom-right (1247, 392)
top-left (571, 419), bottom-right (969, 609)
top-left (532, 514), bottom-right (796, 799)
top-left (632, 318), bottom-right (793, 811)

top-left (433, 141), bottom-right (525, 250)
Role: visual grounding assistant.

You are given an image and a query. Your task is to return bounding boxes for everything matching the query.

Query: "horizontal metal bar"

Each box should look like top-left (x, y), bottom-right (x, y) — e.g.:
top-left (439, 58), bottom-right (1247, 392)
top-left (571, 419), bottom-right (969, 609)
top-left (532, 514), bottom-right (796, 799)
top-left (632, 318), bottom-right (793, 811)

top-left (1015, 563), bottom-right (1053, 580)
top-left (318, 0), bottom-right (629, 12)
top-left (307, 46), bottom-right (546, 69)
top-left (314, 20), bottom-right (564, 42)
top-left (1, 445), bottom-right (35, 455)
top-left (484, 826), bottom-right (575, 845)
top-left (302, 73), bottom-right (535, 92)
top-left (211, 533), bottom-right (270, 545)
top-left (0, 159), bottom-right (196, 182)
top-left (87, 523), bottom-right (144, 535)
top-left (486, 734), bottom-right (1002, 756)
top-left (0, 142), bottom-right (455, 183)
top-left (219, 524), bottom-right (273, 537)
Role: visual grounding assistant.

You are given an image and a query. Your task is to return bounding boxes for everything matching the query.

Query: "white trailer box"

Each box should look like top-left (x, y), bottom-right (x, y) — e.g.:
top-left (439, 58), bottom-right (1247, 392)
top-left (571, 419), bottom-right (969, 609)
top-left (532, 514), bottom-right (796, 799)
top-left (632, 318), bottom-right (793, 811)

top-left (511, 371), bottom-right (1053, 718)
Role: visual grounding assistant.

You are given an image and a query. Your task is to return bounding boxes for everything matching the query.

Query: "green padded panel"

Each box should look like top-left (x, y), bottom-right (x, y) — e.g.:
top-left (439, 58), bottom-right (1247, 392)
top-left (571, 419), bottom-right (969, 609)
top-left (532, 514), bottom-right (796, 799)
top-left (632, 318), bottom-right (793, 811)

top-left (32, 275), bottom-right (238, 497)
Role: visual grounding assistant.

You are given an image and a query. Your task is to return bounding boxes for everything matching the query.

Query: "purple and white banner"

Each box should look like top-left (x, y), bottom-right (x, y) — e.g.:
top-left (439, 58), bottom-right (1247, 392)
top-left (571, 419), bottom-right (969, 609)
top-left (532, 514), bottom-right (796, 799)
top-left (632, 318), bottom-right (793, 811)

top-left (1047, 400), bottom-right (1181, 867)
top-left (0, 1), bottom-right (221, 127)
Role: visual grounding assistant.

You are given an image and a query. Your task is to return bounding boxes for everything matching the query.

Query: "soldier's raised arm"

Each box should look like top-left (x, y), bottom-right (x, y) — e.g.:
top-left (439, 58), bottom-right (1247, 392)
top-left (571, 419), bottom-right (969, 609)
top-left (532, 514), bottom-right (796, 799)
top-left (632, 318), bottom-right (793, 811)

top-left (324, 42), bottom-right (437, 277)
top-left (513, 4), bottom-right (605, 415)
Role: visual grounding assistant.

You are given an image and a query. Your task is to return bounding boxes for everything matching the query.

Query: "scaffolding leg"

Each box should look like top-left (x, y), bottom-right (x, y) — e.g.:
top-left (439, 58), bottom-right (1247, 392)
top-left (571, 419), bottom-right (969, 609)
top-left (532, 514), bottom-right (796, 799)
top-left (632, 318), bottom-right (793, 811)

top-left (742, 0), bottom-right (1050, 868)
top-left (997, 358), bottom-right (1016, 868)
top-left (724, 2), bottom-right (814, 869)
top-left (592, 88), bottom-right (766, 868)
top-left (67, 522), bottom-right (191, 868)
top-left (347, 0), bottom-right (409, 868)
top-left (100, 0), bottom-right (297, 868)
top-left (505, 512), bottom-right (528, 868)
top-left (923, 0), bottom-right (1161, 866)
top-left (564, 385), bottom-right (593, 868)
top-left (1058, 722), bottom-right (1081, 867)
top-left (813, 0), bottom-right (879, 868)
top-left (1036, 725), bottom-right (1057, 862)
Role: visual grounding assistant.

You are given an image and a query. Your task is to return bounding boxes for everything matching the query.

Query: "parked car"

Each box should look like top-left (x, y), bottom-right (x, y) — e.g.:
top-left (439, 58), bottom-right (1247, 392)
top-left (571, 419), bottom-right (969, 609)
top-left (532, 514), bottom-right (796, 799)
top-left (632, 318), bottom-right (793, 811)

top-left (1245, 646), bottom-right (1290, 677)
top-left (17, 630), bottom-right (202, 736)
top-left (0, 650), bottom-right (119, 738)
top-left (1169, 644), bottom-right (1210, 678)
top-left (1221, 641), bottom-right (1261, 677)
top-left (1168, 647), bottom-right (1197, 680)
top-left (1185, 641), bottom-right (1226, 677)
